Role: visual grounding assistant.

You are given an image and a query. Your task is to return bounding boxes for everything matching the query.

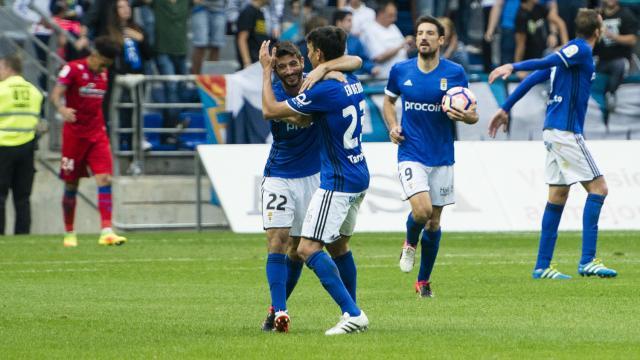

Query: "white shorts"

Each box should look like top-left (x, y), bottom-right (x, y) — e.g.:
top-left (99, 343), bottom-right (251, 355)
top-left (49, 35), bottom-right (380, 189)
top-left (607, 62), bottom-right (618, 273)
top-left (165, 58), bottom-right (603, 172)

top-left (301, 189), bottom-right (366, 244)
top-left (543, 129), bottom-right (602, 186)
top-left (397, 161), bottom-right (455, 206)
top-left (261, 173), bottom-right (320, 236)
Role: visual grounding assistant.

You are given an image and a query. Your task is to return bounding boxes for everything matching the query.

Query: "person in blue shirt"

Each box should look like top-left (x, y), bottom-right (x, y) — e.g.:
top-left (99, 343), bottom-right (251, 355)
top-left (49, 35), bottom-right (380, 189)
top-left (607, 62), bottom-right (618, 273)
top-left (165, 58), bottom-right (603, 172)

top-left (488, 9), bottom-right (617, 280)
top-left (383, 16), bottom-right (478, 298)
top-left (260, 26), bottom-right (371, 336)
top-left (259, 41), bottom-right (366, 333)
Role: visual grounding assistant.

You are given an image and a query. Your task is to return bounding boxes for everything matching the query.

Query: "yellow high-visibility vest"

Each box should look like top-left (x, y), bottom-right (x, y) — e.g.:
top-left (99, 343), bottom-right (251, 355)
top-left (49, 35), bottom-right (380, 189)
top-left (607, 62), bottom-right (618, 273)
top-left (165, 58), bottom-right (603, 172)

top-left (0, 75), bottom-right (43, 147)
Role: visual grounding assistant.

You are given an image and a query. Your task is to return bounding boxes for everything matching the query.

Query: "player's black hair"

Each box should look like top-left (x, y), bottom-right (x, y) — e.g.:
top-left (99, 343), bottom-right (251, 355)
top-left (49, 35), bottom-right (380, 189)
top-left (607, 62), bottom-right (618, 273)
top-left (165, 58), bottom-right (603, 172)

top-left (575, 8), bottom-right (601, 38)
top-left (93, 36), bottom-right (120, 60)
top-left (414, 15), bottom-right (445, 37)
top-left (375, 0), bottom-right (396, 16)
top-left (305, 25), bottom-right (347, 61)
top-left (332, 9), bottom-right (352, 25)
top-left (275, 41), bottom-right (302, 59)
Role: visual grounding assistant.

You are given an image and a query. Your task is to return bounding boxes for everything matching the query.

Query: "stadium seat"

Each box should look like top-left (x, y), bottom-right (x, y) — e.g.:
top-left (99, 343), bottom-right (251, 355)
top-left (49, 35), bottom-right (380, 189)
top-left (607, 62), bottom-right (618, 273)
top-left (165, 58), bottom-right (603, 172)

top-left (143, 113), bottom-right (178, 151)
top-left (178, 111), bottom-right (207, 150)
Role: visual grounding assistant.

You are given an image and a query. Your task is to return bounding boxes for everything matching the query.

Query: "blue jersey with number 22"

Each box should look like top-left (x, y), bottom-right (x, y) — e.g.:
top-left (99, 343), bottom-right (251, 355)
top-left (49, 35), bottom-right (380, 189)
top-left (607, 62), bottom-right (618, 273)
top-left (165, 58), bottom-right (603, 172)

top-left (286, 74), bottom-right (369, 193)
top-left (263, 80), bottom-right (321, 178)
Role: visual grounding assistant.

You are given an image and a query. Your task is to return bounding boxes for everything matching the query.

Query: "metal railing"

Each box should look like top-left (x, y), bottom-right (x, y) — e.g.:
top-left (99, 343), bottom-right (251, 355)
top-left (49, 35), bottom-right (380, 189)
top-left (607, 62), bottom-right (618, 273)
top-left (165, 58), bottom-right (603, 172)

top-left (109, 74), bottom-right (206, 175)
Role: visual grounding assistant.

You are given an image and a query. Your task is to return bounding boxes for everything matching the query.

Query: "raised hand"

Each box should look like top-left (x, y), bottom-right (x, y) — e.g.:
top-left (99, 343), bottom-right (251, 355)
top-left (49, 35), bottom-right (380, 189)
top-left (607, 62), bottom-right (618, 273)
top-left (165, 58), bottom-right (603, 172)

top-left (488, 109), bottom-right (509, 138)
top-left (259, 40), bottom-right (275, 71)
top-left (488, 64), bottom-right (514, 84)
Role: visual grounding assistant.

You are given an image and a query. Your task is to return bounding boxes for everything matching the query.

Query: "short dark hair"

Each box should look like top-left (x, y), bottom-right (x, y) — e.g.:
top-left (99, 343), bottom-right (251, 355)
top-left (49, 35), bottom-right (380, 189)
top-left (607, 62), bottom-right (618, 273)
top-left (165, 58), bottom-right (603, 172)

top-left (0, 53), bottom-right (22, 74)
top-left (304, 15), bottom-right (329, 35)
top-left (332, 9), bottom-right (352, 25)
top-left (306, 25), bottom-right (347, 61)
top-left (375, 0), bottom-right (395, 16)
top-left (415, 15), bottom-right (445, 37)
top-left (275, 41), bottom-right (302, 58)
top-left (93, 36), bottom-right (120, 60)
top-left (575, 8), bottom-right (601, 38)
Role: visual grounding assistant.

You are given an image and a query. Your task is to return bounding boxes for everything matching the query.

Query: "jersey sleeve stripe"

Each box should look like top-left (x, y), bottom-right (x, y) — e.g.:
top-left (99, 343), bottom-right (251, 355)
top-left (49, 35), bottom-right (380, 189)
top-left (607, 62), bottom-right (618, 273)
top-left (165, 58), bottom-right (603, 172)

top-left (384, 88), bottom-right (399, 98)
top-left (285, 101), bottom-right (311, 116)
top-left (555, 51), bottom-right (569, 68)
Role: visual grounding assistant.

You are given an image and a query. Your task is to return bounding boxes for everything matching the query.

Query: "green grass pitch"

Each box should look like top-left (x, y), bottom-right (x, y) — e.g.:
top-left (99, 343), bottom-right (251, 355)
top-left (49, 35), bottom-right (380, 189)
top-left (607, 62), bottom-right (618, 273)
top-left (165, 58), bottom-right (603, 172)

top-left (1, 231), bottom-right (638, 359)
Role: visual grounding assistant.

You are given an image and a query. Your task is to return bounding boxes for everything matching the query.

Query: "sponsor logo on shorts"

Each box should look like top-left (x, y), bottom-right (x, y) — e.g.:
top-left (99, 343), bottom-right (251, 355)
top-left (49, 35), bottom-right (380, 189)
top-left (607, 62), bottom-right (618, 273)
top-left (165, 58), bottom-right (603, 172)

top-left (440, 185), bottom-right (453, 197)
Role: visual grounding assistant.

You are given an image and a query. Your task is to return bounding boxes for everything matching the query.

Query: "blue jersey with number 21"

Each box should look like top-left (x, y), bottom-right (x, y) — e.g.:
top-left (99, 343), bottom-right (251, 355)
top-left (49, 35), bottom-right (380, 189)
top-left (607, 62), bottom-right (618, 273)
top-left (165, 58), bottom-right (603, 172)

top-left (286, 73), bottom-right (369, 193)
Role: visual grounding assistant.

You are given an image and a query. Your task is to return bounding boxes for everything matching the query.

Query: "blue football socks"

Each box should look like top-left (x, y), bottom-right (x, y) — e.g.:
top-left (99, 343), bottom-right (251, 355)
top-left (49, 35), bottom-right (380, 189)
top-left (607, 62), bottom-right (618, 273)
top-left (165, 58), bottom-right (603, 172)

top-left (535, 202), bottom-right (565, 270)
top-left (306, 251), bottom-right (360, 316)
top-left (417, 228), bottom-right (441, 282)
top-left (581, 193), bottom-right (606, 265)
top-left (266, 253), bottom-right (287, 312)
top-left (285, 255), bottom-right (303, 299)
top-left (406, 212), bottom-right (425, 247)
top-left (333, 251), bottom-right (357, 302)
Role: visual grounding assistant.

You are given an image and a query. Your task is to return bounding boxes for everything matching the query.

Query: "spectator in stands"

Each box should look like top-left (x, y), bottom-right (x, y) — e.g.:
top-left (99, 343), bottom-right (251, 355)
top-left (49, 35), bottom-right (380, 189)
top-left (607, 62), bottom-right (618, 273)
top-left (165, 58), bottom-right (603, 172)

top-left (557, 0), bottom-right (588, 39)
top-left (51, 0), bottom-right (90, 61)
top-left (360, 0), bottom-right (413, 79)
top-left (481, 0), bottom-right (496, 72)
top-left (82, 0), bottom-right (114, 39)
top-left (191, 0), bottom-right (226, 74)
top-left (537, 0), bottom-right (570, 48)
top-left (236, 0), bottom-right (271, 68)
top-left (296, 15), bottom-right (328, 72)
top-left (415, 0), bottom-right (449, 18)
top-left (438, 16), bottom-right (470, 71)
top-left (333, 9), bottom-right (380, 76)
top-left (145, 0), bottom-right (189, 143)
top-left (12, 0), bottom-right (54, 89)
top-left (485, 0), bottom-right (521, 64)
top-left (514, 0), bottom-right (568, 77)
top-left (595, 0), bottom-right (638, 111)
top-left (228, 0), bottom-right (284, 38)
top-left (343, 0), bottom-right (375, 37)
top-left (103, 0), bottom-right (153, 148)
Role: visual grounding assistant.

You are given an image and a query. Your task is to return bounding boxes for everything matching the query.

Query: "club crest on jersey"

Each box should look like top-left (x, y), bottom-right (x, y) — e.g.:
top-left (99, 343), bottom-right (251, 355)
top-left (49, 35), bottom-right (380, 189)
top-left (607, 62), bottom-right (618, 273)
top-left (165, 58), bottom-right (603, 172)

top-left (440, 78), bottom-right (447, 91)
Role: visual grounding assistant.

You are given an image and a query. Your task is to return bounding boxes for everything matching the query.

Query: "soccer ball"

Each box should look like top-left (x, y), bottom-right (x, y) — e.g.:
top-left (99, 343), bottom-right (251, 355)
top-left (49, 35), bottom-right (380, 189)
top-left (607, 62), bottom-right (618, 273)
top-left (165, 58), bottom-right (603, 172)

top-left (441, 86), bottom-right (477, 112)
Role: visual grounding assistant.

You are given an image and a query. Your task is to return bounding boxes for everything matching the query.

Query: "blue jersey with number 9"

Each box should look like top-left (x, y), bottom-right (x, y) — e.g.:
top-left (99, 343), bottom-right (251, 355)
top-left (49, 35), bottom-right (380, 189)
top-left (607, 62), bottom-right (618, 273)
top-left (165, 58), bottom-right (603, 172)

top-left (286, 73), bottom-right (369, 193)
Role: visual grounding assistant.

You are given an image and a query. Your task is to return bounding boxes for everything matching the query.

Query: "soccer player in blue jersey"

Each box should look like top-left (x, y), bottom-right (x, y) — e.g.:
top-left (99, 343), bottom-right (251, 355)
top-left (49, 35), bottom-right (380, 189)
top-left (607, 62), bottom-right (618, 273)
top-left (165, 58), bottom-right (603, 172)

top-left (259, 41), bottom-right (364, 333)
top-left (488, 9), bottom-right (617, 279)
top-left (383, 16), bottom-right (478, 298)
top-left (260, 26), bottom-right (370, 335)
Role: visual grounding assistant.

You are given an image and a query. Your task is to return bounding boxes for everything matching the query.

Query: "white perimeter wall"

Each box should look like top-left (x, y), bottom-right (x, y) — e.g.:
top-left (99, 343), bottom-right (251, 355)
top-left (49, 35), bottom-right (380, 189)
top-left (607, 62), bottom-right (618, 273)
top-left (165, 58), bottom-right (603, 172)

top-left (198, 141), bottom-right (640, 233)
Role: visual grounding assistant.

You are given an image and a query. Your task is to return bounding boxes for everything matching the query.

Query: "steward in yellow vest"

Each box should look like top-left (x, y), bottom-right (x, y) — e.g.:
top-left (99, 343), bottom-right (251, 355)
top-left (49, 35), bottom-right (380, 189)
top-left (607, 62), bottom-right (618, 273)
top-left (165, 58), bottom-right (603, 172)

top-left (0, 53), bottom-right (42, 235)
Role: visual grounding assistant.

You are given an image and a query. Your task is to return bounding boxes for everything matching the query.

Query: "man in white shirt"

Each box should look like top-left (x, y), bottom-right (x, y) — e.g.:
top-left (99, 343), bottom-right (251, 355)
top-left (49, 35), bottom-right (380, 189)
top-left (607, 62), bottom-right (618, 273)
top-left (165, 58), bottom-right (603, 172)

top-left (360, 0), bottom-right (413, 79)
top-left (343, 0), bottom-right (376, 37)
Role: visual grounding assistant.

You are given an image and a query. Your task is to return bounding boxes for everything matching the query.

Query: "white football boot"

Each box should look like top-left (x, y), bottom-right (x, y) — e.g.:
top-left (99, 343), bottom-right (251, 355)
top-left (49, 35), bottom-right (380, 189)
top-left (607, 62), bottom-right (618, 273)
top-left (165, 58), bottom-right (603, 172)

top-left (325, 311), bottom-right (369, 336)
top-left (399, 241), bottom-right (416, 273)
